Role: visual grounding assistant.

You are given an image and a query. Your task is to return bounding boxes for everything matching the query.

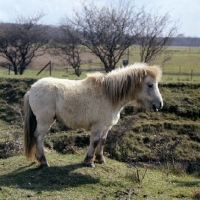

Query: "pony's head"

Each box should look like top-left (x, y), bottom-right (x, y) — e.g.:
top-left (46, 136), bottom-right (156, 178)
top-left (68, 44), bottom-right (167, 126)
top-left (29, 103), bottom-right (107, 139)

top-left (87, 63), bottom-right (163, 111)
top-left (103, 63), bottom-right (163, 111)
top-left (135, 64), bottom-right (163, 111)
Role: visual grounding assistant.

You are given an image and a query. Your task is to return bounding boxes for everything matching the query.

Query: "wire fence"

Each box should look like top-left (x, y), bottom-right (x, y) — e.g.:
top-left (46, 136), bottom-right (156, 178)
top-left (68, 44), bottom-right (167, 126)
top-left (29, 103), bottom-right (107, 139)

top-left (1, 62), bottom-right (200, 81)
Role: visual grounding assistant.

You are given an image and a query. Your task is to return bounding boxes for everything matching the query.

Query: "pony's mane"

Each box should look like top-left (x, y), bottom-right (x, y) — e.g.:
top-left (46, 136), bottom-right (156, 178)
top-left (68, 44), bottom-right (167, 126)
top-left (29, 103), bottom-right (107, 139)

top-left (87, 63), bottom-right (162, 104)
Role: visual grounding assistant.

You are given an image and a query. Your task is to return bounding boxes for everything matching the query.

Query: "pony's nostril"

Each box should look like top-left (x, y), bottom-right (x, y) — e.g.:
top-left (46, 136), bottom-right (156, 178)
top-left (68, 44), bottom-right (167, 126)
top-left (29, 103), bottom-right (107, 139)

top-left (152, 104), bottom-right (157, 112)
top-left (153, 102), bottom-right (163, 111)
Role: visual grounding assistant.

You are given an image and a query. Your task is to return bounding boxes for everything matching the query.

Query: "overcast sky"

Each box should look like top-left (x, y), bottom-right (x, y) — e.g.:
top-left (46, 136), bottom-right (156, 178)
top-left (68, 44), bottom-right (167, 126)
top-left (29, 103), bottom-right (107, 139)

top-left (0, 0), bottom-right (200, 37)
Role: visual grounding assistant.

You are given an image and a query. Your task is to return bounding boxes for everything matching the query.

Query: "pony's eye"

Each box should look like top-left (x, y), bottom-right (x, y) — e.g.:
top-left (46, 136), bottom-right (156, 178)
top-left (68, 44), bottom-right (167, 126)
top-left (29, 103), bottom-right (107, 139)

top-left (147, 84), bottom-right (153, 88)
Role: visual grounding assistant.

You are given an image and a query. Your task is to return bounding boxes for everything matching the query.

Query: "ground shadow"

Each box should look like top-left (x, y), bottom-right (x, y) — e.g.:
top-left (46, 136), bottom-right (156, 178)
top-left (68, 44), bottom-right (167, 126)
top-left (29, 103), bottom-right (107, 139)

top-left (0, 162), bottom-right (100, 191)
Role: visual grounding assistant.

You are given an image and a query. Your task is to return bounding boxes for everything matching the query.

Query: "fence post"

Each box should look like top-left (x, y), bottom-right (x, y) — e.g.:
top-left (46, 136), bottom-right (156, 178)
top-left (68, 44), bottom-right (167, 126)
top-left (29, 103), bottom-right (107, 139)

top-left (36, 61), bottom-right (51, 76)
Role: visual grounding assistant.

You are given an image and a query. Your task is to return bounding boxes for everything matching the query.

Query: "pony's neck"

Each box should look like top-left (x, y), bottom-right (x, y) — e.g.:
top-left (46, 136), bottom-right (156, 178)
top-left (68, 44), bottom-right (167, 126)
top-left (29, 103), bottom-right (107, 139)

top-left (113, 94), bottom-right (136, 111)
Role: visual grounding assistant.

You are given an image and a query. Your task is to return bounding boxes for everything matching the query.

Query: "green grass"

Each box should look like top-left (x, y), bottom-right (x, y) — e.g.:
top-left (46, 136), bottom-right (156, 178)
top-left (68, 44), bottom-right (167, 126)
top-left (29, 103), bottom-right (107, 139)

top-left (127, 46), bottom-right (200, 82)
top-left (0, 152), bottom-right (200, 200)
top-left (0, 67), bottom-right (87, 80)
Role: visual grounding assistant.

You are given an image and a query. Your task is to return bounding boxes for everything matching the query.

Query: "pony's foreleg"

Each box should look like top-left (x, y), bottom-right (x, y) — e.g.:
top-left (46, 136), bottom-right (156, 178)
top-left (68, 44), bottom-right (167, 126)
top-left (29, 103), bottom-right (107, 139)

top-left (95, 130), bottom-right (109, 164)
top-left (84, 129), bottom-right (102, 168)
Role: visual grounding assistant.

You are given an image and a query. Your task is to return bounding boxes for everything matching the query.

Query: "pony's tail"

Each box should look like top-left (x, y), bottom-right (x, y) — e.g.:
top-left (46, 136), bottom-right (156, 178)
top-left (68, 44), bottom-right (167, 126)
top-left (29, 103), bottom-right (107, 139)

top-left (24, 91), bottom-right (37, 161)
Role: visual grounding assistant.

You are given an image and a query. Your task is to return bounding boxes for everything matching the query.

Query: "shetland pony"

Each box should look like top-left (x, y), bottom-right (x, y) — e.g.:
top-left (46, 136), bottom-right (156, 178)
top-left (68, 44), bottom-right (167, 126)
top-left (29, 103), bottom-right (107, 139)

top-left (24, 63), bottom-right (163, 168)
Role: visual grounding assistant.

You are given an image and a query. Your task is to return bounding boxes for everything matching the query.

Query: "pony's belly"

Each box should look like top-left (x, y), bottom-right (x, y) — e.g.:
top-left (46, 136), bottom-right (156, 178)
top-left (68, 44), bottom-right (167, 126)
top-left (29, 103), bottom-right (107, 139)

top-left (67, 121), bottom-right (91, 130)
top-left (57, 114), bottom-right (92, 130)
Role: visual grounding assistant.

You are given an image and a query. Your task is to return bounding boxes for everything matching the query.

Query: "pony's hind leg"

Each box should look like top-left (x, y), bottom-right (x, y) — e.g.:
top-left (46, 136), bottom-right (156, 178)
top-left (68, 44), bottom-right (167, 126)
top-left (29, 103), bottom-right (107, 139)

top-left (34, 122), bottom-right (54, 168)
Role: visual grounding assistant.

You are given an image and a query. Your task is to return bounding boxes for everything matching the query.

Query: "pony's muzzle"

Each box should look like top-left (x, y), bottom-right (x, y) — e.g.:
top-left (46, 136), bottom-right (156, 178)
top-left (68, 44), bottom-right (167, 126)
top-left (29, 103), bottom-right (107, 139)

top-left (152, 101), bottom-right (163, 112)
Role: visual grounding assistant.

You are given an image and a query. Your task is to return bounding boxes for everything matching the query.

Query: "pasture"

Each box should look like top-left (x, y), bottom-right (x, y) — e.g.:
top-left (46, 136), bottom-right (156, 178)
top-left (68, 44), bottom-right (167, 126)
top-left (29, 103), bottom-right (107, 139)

top-left (0, 46), bottom-right (200, 82)
top-left (0, 46), bottom-right (200, 199)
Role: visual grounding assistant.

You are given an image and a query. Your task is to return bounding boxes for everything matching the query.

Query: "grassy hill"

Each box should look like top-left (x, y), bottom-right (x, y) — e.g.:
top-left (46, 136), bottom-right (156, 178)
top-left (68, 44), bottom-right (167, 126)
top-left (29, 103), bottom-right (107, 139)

top-left (0, 78), bottom-right (199, 162)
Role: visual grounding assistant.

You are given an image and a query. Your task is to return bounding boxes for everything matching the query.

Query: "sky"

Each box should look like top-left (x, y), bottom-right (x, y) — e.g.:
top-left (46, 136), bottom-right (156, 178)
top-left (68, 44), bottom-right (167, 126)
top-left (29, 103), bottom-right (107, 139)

top-left (0, 0), bottom-right (200, 37)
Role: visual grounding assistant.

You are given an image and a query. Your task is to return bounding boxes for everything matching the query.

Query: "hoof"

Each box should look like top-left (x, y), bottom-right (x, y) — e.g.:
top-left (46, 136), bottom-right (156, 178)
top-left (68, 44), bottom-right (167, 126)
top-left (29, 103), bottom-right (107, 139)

top-left (95, 155), bottom-right (106, 164)
top-left (99, 160), bottom-right (106, 165)
top-left (40, 163), bottom-right (50, 169)
top-left (86, 163), bottom-right (95, 168)
top-left (95, 158), bottom-right (106, 164)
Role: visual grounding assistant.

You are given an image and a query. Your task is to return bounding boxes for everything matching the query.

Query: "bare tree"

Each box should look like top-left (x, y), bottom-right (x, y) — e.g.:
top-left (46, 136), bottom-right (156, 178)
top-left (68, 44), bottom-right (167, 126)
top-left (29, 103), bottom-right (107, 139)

top-left (0, 12), bottom-right (49, 75)
top-left (59, 1), bottom-right (178, 72)
top-left (137, 9), bottom-right (177, 63)
top-left (50, 22), bottom-right (83, 76)
top-left (66, 1), bottom-right (141, 72)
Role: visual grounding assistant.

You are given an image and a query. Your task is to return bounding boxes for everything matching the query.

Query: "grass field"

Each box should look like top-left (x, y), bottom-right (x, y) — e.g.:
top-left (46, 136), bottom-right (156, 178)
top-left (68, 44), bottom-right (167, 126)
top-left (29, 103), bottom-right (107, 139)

top-left (1, 152), bottom-right (200, 200)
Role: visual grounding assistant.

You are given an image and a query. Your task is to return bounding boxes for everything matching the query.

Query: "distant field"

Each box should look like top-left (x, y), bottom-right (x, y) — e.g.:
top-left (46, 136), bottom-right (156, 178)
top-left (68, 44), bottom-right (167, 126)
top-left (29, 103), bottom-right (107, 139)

top-left (0, 46), bottom-right (200, 82)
